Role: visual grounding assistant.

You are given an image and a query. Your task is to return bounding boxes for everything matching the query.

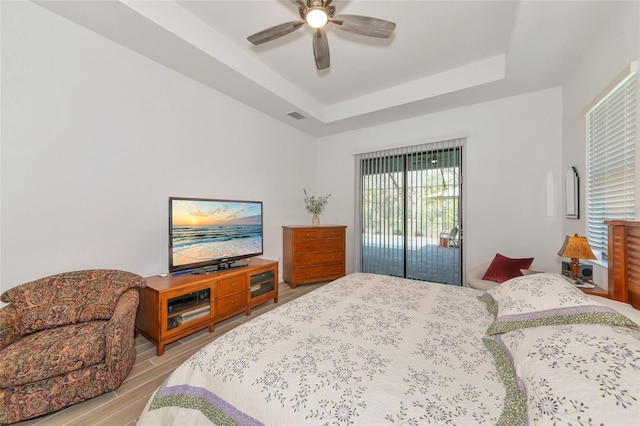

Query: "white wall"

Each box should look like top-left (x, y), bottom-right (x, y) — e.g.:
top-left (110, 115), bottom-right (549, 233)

top-left (316, 88), bottom-right (564, 278)
top-left (0, 2), bottom-right (316, 292)
top-left (3, 1), bottom-right (636, 296)
top-left (561, 1), bottom-right (639, 287)
top-left (562, 0), bottom-right (639, 237)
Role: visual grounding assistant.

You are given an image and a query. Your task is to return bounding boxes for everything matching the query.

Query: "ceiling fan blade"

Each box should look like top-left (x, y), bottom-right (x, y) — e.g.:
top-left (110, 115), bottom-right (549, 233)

top-left (290, 0), bottom-right (306, 8)
top-left (247, 21), bottom-right (305, 45)
top-left (312, 29), bottom-right (330, 70)
top-left (332, 14), bottom-right (396, 38)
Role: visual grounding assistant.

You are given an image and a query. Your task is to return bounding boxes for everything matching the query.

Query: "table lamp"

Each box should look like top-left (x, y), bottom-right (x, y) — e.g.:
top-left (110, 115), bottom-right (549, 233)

top-left (557, 234), bottom-right (597, 279)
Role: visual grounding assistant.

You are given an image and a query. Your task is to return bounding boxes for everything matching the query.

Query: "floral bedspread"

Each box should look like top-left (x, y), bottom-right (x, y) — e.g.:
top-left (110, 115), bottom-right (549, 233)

top-left (492, 324), bottom-right (640, 425)
top-left (139, 273), bottom-right (504, 425)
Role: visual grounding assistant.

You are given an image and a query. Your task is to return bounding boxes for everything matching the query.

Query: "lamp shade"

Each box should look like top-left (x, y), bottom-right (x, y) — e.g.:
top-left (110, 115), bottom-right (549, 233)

top-left (557, 234), bottom-right (597, 260)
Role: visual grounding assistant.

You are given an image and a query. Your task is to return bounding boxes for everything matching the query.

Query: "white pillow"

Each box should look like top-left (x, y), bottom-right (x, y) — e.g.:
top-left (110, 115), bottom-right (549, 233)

top-left (479, 273), bottom-right (638, 334)
top-left (485, 324), bottom-right (640, 425)
top-left (587, 294), bottom-right (640, 325)
top-left (519, 269), bottom-right (543, 276)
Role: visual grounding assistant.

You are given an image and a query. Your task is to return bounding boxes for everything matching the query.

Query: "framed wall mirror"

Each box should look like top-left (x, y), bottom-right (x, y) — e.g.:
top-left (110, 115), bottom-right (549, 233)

top-left (565, 167), bottom-right (579, 219)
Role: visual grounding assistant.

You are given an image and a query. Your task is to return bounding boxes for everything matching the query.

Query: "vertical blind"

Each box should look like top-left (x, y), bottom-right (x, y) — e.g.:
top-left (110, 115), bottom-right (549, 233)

top-left (586, 68), bottom-right (637, 252)
top-left (354, 138), bottom-right (464, 284)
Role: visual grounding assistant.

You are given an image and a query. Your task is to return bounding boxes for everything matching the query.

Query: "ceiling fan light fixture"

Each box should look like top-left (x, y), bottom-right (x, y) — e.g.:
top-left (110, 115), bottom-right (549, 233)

top-left (306, 8), bottom-right (328, 28)
top-left (246, 1), bottom-right (396, 69)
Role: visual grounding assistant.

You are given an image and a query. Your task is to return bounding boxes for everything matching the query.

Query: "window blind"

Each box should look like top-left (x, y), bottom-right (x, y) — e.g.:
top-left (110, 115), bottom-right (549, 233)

top-left (354, 138), bottom-right (464, 284)
top-left (586, 69), bottom-right (637, 252)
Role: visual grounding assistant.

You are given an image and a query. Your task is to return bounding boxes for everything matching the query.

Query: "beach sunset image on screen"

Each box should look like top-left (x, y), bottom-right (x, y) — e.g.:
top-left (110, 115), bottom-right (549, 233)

top-left (170, 198), bottom-right (263, 270)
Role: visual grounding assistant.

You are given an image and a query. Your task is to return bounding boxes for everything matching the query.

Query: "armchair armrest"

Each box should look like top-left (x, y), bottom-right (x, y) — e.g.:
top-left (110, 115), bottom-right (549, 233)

top-left (0, 304), bottom-right (24, 352)
top-left (104, 289), bottom-right (140, 377)
top-left (466, 263), bottom-right (498, 291)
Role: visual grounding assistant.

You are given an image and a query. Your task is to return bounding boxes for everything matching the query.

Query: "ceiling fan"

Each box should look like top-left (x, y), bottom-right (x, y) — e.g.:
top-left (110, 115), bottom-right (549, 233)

top-left (247, 0), bottom-right (396, 70)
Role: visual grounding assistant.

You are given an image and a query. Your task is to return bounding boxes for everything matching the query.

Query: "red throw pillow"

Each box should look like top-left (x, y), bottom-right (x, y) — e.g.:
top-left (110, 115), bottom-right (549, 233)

top-left (482, 253), bottom-right (534, 283)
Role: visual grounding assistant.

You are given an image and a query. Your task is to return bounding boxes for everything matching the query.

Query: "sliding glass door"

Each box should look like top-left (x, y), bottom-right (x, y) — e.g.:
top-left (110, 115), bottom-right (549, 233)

top-left (355, 139), bottom-right (463, 285)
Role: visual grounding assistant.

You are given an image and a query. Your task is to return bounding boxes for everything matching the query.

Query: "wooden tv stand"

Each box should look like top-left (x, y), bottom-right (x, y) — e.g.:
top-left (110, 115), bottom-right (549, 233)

top-left (136, 258), bottom-right (278, 355)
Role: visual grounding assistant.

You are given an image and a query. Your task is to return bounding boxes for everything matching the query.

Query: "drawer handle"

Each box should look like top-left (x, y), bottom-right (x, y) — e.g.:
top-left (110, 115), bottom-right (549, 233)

top-left (231, 301), bottom-right (236, 305)
top-left (230, 282), bottom-right (235, 287)
top-left (305, 244), bottom-right (310, 248)
top-left (305, 272), bottom-right (310, 275)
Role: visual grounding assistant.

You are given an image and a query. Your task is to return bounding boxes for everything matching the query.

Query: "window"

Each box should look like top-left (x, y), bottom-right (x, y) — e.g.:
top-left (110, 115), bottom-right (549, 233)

top-left (585, 64), bottom-right (637, 253)
top-left (354, 138), bottom-right (464, 285)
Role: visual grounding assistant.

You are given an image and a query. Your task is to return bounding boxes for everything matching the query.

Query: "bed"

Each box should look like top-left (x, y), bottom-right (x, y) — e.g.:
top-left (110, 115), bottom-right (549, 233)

top-left (139, 222), bottom-right (640, 425)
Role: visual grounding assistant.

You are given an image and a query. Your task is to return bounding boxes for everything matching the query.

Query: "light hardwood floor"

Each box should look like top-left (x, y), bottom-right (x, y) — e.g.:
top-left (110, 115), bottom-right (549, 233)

top-left (14, 281), bottom-right (326, 426)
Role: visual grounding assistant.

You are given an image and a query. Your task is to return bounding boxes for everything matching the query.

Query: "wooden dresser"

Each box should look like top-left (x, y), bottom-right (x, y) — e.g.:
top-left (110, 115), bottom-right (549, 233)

top-left (282, 225), bottom-right (346, 288)
top-left (606, 220), bottom-right (640, 308)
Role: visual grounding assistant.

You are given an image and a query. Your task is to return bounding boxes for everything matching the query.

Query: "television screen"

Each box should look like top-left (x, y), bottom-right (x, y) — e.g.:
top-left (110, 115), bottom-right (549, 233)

top-left (169, 197), bottom-right (263, 273)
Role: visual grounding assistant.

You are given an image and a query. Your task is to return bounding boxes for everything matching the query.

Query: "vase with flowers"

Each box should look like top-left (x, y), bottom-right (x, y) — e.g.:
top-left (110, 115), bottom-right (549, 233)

top-left (303, 189), bottom-right (331, 226)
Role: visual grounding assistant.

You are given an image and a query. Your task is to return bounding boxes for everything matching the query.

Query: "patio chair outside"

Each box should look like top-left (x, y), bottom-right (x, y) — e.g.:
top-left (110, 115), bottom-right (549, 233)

top-left (439, 226), bottom-right (459, 247)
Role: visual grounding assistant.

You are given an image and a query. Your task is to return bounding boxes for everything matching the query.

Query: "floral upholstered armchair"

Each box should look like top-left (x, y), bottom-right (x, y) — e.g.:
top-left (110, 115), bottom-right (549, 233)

top-left (0, 269), bottom-right (146, 424)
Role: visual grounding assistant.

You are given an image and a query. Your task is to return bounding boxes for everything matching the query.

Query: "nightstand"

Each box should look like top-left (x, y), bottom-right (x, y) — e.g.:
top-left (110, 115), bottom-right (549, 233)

top-left (577, 280), bottom-right (609, 298)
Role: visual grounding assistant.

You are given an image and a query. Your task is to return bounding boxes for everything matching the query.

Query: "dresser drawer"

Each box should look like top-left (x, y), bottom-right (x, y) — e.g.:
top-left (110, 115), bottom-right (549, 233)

top-left (293, 229), bottom-right (322, 239)
top-left (217, 275), bottom-right (246, 298)
top-left (293, 229), bottom-right (343, 240)
top-left (321, 229), bottom-right (344, 238)
top-left (217, 291), bottom-right (246, 316)
top-left (295, 238), bottom-right (344, 252)
top-left (293, 264), bottom-right (345, 282)
top-left (295, 251), bottom-right (344, 266)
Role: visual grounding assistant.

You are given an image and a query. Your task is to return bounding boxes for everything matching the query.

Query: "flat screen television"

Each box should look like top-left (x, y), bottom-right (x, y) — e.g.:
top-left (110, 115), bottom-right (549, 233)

top-left (169, 197), bottom-right (263, 273)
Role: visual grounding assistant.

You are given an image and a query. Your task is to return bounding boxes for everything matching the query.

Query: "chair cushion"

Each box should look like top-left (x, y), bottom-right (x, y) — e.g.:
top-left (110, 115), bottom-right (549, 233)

top-left (481, 253), bottom-right (534, 283)
top-left (1, 269), bottom-right (145, 333)
top-left (0, 321), bottom-right (107, 387)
